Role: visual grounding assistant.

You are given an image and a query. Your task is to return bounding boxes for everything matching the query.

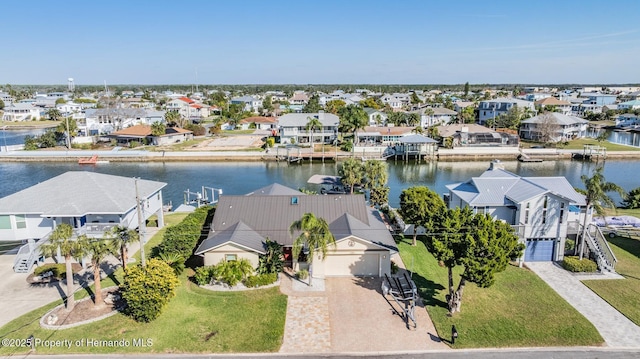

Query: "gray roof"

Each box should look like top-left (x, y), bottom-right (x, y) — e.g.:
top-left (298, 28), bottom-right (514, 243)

top-left (398, 134), bottom-right (438, 144)
top-left (330, 211), bottom-right (397, 252)
top-left (521, 112), bottom-right (588, 126)
top-left (278, 112), bottom-right (340, 127)
top-left (447, 167), bottom-right (586, 207)
top-left (0, 172), bottom-right (166, 216)
top-left (245, 183), bottom-right (305, 196)
top-left (195, 221), bottom-right (266, 255)
top-left (307, 175), bottom-right (342, 185)
top-left (200, 186), bottom-right (395, 249)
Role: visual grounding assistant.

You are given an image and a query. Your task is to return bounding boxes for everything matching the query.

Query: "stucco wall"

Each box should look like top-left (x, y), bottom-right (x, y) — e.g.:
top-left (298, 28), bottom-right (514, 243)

top-left (203, 243), bottom-right (260, 269)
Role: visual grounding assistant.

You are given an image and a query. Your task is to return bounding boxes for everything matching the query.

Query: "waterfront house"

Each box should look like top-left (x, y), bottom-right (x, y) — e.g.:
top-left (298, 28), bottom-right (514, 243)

top-left (109, 124), bottom-right (193, 146)
top-left (409, 106), bottom-right (458, 127)
top-left (437, 123), bottom-right (519, 147)
top-left (0, 172), bottom-right (166, 272)
top-left (238, 116), bottom-right (277, 131)
top-left (82, 108), bottom-right (165, 135)
top-left (56, 101), bottom-right (84, 120)
top-left (1, 103), bottom-right (41, 121)
top-left (616, 113), bottom-right (640, 128)
top-left (519, 112), bottom-right (589, 142)
top-left (534, 97), bottom-right (572, 115)
top-left (364, 107), bottom-right (388, 126)
top-left (445, 161), bottom-right (589, 262)
top-left (478, 98), bottom-right (535, 124)
top-left (194, 183), bottom-right (397, 278)
top-left (618, 100), bottom-right (640, 111)
top-left (356, 126), bottom-right (414, 145)
top-left (580, 92), bottom-right (617, 106)
top-left (166, 97), bottom-right (210, 121)
top-left (277, 112), bottom-right (339, 145)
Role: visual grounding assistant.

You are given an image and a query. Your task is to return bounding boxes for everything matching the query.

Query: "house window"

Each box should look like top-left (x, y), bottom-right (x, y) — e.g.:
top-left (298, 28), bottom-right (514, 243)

top-left (225, 254), bottom-right (237, 261)
top-left (0, 215), bottom-right (10, 229)
top-left (476, 207), bottom-right (487, 214)
top-left (15, 215), bottom-right (26, 229)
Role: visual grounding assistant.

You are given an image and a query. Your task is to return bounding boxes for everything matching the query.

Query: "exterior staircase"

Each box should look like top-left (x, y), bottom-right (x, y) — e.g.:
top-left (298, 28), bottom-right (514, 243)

top-left (583, 223), bottom-right (617, 272)
top-left (13, 233), bottom-right (51, 273)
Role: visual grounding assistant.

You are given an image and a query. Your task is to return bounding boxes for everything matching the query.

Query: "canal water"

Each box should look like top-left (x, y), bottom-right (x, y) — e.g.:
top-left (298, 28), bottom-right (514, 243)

top-left (0, 128), bottom-right (48, 147)
top-left (0, 159), bottom-right (637, 208)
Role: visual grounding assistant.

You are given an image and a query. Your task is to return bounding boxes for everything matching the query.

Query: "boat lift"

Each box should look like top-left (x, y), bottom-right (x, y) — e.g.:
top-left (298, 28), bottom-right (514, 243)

top-left (184, 186), bottom-right (223, 207)
top-left (382, 273), bottom-right (418, 329)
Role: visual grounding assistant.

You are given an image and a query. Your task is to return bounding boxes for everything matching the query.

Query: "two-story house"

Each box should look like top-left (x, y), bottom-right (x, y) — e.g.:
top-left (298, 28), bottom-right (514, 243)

top-left (519, 112), bottom-right (589, 142)
top-left (82, 108), bottom-right (165, 135)
top-left (478, 98), bottom-right (535, 124)
top-left (364, 108), bottom-right (388, 126)
top-left (534, 97), bottom-right (572, 115)
top-left (231, 95), bottom-right (262, 113)
top-left (277, 112), bottom-right (339, 145)
top-left (2, 103), bottom-right (41, 121)
top-left (445, 161), bottom-right (589, 263)
top-left (166, 97), bottom-right (210, 120)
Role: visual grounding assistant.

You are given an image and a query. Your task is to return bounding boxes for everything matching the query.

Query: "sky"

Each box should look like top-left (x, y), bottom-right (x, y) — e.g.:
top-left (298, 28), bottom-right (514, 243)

top-left (1, 0), bottom-right (639, 85)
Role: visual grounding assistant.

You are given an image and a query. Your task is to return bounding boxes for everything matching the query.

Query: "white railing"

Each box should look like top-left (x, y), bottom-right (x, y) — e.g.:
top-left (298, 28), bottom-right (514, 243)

top-left (586, 224), bottom-right (617, 271)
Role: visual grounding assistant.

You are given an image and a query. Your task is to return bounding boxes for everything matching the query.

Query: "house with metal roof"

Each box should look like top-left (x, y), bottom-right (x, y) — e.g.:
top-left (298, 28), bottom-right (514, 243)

top-left (194, 183), bottom-right (397, 278)
top-left (446, 161), bottom-right (589, 263)
top-left (0, 172), bottom-right (167, 272)
top-left (478, 98), bottom-right (536, 124)
top-left (109, 124), bottom-right (193, 146)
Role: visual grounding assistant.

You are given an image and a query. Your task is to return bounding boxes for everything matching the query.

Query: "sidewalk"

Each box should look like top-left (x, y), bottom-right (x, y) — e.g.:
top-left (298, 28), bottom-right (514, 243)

top-left (527, 262), bottom-right (640, 348)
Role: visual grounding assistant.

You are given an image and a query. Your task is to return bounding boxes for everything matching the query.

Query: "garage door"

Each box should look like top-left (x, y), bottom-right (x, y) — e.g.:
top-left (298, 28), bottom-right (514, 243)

top-left (525, 239), bottom-right (555, 261)
top-left (324, 253), bottom-right (379, 277)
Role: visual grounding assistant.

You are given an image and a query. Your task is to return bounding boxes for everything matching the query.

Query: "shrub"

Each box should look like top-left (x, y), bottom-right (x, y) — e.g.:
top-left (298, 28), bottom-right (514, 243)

top-left (562, 256), bottom-right (598, 272)
top-left (340, 139), bottom-right (353, 152)
top-left (391, 261), bottom-right (399, 275)
top-left (34, 263), bottom-right (66, 278)
top-left (214, 258), bottom-right (254, 287)
top-left (266, 137), bottom-right (275, 148)
top-left (244, 273), bottom-right (278, 288)
top-left (564, 239), bottom-right (576, 252)
top-left (194, 265), bottom-right (216, 285)
top-left (257, 239), bottom-right (284, 275)
top-left (623, 187), bottom-right (640, 209)
top-left (296, 269), bottom-right (309, 280)
top-left (185, 123), bottom-right (206, 136)
top-left (121, 258), bottom-right (180, 322)
top-left (155, 206), bottom-right (212, 261)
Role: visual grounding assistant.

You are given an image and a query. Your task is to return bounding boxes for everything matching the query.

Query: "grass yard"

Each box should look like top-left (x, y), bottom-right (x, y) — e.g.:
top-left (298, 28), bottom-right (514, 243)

top-left (398, 239), bottom-right (602, 348)
top-left (561, 138), bottom-right (640, 151)
top-left (583, 234), bottom-right (640, 326)
top-left (0, 212), bottom-right (287, 355)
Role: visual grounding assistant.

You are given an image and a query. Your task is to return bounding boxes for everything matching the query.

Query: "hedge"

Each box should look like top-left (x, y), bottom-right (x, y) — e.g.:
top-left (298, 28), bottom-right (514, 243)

top-left (562, 256), bottom-right (598, 272)
top-left (33, 263), bottom-right (66, 278)
top-left (244, 273), bottom-right (278, 288)
top-left (155, 206), bottom-right (212, 261)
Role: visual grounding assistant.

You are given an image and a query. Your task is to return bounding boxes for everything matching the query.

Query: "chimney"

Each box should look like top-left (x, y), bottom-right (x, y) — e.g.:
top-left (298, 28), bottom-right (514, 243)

top-left (488, 160), bottom-right (504, 171)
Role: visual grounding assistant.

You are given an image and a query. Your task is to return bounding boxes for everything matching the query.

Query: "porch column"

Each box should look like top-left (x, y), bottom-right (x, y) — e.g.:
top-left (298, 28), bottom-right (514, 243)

top-left (156, 191), bottom-right (165, 229)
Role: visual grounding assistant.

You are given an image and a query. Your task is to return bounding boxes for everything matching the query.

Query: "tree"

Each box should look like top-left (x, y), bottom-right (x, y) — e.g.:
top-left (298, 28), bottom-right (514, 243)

top-left (536, 112), bottom-right (561, 143)
top-left (410, 92), bottom-right (422, 105)
top-left (338, 104), bottom-right (368, 143)
top-left (360, 97), bottom-right (382, 109)
top-left (39, 224), bottom-right (84, 310)
top-left (121, 258), bottom-right (179, 322)
top-left (302, 95), bottom-right (321, 113)
top-left (463, 82), bottom-right (470, 98)
top-left (0, 98), bottom-right (4, 110)
top-left (387, 112), bottom-right (406, 127)
top-left (165, 111), bottom-right (187, 128)
top-left (263, 95), bottom-right (273, 112)
top-left (622, 187), bottom-right (640, 209)
top-left (425, 208), bottom-right (523, 314)
top-left (325, 99), bottom-right (346, 115)
top-left (289, 213), bottom-right (336, 286)
top-left (407, 113), bottom-right (420, 126)
top-left (151, 121), bottom-right (166, 136)
top-left (363, 160), bottom-right (389, 207)
top-left (577, 167), bottom-right (626, 259)
top-left (47, 108), bottom-right (62, 121)
top-left (78, 236), bottom-right (113, 307)
top-left (305, 116), bottom-right (322, 151)
top-left (55, 98), bottom-right (66, 105)
top-left (339, 158), bottom-right (363, 194)
top-left (399, 186), bottom-right (446, 246)
top-left (106, 226), bottom-right (140, 271)
top-left (257, 238), bottom-right (284, 275)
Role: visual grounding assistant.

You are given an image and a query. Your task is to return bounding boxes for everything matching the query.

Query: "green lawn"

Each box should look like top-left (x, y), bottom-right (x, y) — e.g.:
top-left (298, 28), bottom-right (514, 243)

top-left (0, 212), bottom-right (287, 355)
top-left (583, 235), bottom-right (640, 326)
top-left (222, 129), bottom-right (256, 135)
top-left (398, 239), bottom-right (603, 348)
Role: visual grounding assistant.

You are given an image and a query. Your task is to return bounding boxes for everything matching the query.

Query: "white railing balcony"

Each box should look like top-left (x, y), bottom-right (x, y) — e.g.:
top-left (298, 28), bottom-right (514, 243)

top-left (82, 223), bottom-right (117, 235)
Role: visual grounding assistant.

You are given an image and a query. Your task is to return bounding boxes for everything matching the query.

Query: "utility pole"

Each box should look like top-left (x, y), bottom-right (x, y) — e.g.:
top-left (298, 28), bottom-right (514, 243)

top-left (135, 178), bottom-right (146, 267)
top-left (65, 116), bottom-right (71, 149)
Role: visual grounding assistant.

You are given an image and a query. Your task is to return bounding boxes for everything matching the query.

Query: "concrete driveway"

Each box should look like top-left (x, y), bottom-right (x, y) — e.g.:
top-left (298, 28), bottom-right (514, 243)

top-left (327, 277), bottom-right (448, 352)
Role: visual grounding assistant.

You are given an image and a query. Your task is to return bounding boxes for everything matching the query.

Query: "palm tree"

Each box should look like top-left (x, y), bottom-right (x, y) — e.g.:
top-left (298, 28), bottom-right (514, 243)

top-left (305, 116), bottom-right (322, 152)
top-left (577, 167), bottom-right (626, 259)
top-left (151, 121), bottom-right (166, 137)
top-left (339, 104), bottom-right (368, 144)
top-left (39, 224), bottom-right (85, 310)
top-left (78, 235), bottom-right (113, 307)
top-left (289, 213), bottom-right (336, 286)
top-left (106, 226), bottom-right (139, 271)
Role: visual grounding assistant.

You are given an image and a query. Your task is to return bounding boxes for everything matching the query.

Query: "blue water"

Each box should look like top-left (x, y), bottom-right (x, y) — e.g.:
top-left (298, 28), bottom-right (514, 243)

top-left (0, 128), bottom-right (48, 146)
top-left (0, 159), bottom-right (636, 208)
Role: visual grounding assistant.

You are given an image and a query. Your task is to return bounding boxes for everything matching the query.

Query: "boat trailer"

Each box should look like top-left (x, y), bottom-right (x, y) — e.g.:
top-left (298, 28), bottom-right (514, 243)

top-left (382, 273), bottom-right (418, 329)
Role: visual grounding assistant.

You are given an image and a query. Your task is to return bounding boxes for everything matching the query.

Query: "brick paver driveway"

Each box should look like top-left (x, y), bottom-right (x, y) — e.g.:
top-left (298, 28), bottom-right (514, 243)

top-left (327, 277), bottom-right (448, 352)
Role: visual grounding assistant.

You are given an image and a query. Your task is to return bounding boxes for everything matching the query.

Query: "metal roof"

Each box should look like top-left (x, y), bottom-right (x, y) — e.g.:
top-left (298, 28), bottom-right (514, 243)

top-left (307, 175), bottom-right (342, 185)
top-left (245, 183), bottom-right (305, 196)
top-left (0, 171), bottom-right (166, 216)
top-left (521, 112), bottom-right (588, 126)
top-left (398, 134), bottom-right (438, 144)
top-left (277, 112), bottom-right (340, 127)
top-left (195, 221), bottom-right (266, 255)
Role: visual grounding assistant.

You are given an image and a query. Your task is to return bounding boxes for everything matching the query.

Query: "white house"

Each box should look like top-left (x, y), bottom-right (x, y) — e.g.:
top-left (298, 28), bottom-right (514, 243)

top-left (478, 98), bottom-right (535, 124)
top-left (618, 100), bottom-right (640, 111)
top-left (534, 97), bottom-right (573, 115)
top-left (231, 95), bottom-right (262, 113)
top-left (166, 97), bottom-right (210, 120)
top-left (83, 108), bottom-right (165, 135)
top-left (410, 107), bottom-right (458, 127)
top-left (519, 112), bottom-right (589, 142)
top-left (56, 101), bottom-right (84, 120)
top-left (1, 103), bottom-right (41, 121)
top-left (446, 161), bottom-right (589, 263)
top-left (616, 113), bottom-right (640, 128)
top-left (238, 116), bottom-right (277, 131)
top-left (0, 92), bottom-right (14, 107)
top-left (277, 112), bottom-right (339, 145)
top-left (364, 108), bottom-right (387, 126)
top-left (0, 172), bottom-right (167, 272)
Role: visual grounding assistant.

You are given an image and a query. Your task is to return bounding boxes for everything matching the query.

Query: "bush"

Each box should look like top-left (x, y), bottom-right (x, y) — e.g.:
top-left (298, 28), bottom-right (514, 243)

top-left (244, 273), bottom-right (278, 288)
top-left (121, 259), bottom-right (180, 322)
top-left (194, 265), bottom-right (216, 285)
top-left (257, 239), bottom-right (284, 275)
top-left (340, 139), bottom-right (353, 152)
top-left (562, 256), bottom-right (598, 272)
top-left (564, 239), bottom-right (576, 252)
top-left (34, 263), bottom-right (66, 278)
top-left (623, 187), bottom-right (640, 209)
top-left (185, 123), bottom-right (206, 136)
top-left (391, 261), bottom-right (399, 275)
top-left (155, 206), bottom-right (212, 261)
top-left (266, 137), bottom-right (275, 148)
top-left (214, 258), bottom-right (254, 287)
top-left (296, 269), bottom-right (309, 280)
